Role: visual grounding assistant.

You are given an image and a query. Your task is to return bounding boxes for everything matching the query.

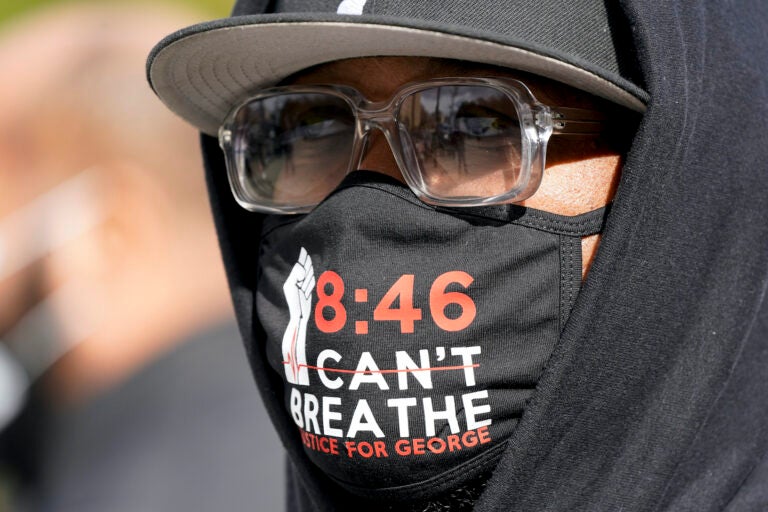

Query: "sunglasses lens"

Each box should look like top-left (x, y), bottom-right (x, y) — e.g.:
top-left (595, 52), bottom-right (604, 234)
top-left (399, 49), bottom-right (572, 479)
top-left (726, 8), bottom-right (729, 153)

top-left (398, 85), bottom-right (524, 200)
top-left (232, 93), bottom-right (355, 211)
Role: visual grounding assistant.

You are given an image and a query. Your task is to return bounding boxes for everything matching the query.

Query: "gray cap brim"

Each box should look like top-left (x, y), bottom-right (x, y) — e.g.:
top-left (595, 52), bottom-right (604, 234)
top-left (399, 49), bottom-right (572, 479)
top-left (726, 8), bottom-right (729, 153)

top-left (148, 14), bottom-right (648, 136)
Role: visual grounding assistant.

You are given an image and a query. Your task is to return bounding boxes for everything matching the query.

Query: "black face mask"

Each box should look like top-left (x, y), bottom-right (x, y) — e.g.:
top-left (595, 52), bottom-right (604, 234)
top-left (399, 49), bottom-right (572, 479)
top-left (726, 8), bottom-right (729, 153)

top-left (256, 171), bottom-right (607, 500)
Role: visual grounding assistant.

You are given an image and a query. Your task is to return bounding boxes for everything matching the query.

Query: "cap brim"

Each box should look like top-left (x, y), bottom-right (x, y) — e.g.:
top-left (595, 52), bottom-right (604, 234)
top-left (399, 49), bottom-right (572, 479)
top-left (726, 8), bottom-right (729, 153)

top-left (148, 13), bottom-right (648, 136)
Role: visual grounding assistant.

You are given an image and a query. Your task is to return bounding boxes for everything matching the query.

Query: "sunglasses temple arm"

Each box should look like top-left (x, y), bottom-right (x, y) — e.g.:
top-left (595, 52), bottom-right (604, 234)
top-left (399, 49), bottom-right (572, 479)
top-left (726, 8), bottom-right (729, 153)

top-left (550, 106), bottom-right (610, 135)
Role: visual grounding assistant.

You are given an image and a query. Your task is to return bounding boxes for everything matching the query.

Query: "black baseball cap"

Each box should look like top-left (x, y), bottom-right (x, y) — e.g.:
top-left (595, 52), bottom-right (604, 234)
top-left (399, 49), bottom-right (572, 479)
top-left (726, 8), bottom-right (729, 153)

top-left (147, 0), bottom-right (648, 136)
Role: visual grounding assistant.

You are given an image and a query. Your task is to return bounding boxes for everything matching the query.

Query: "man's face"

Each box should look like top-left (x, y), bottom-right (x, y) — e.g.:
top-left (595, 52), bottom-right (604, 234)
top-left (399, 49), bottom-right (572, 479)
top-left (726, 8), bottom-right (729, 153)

top-left (285, 56), bottom-right (626, 276)
top-left (254, 59), bottom-right (632, 498)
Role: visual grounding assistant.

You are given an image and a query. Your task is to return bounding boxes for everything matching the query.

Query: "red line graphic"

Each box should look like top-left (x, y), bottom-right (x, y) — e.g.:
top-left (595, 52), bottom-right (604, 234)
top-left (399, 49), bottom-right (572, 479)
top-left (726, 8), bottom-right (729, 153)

top-left (280, 362), bottom-right (479, 375)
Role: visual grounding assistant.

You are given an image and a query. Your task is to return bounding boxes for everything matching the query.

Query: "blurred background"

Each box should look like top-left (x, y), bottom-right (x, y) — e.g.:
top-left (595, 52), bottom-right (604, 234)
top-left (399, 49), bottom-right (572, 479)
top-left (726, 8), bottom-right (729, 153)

top-left (0, 0), bottom-right (231, 21)
top-left (0, 1), bottom-right (284, 511)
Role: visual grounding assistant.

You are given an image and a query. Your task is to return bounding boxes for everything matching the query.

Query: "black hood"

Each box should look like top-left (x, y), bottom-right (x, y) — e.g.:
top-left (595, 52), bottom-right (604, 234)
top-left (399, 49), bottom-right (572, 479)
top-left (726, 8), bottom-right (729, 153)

top-left (199, 1), bottom-right (768, 510)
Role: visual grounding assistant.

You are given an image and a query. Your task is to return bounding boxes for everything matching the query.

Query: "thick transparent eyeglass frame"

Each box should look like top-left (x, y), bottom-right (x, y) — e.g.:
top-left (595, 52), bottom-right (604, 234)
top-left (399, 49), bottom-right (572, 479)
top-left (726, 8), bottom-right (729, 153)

top-left (219, 77), bottom-right (608, 214)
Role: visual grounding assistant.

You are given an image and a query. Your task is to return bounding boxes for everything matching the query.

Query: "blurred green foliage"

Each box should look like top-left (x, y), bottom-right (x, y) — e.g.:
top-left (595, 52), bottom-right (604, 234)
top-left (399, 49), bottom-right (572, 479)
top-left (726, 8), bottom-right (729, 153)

top-left (0, 0), bottom-right (232, 24)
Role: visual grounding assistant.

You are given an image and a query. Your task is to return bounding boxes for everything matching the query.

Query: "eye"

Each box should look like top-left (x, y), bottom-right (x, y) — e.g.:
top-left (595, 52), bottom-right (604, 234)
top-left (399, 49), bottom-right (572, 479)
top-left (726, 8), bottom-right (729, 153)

top-left (286, 104), bottom-right (354, 140)
top-left (454, 104), bottom-right (514, 137)
top-left (297, 111), bottom-right (333, 137)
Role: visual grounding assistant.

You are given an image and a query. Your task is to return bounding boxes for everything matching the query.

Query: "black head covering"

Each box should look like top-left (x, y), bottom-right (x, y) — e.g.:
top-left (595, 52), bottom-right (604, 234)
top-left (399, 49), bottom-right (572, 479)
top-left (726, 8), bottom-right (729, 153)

top-left (198, 1), bottom-right (768, 510)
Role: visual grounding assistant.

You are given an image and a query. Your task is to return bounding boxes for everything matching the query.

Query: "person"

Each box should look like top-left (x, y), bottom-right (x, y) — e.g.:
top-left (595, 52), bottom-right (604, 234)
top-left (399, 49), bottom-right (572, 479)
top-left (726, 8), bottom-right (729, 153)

top-left (0, 4), bottom-right (283, 511)
top-left (147, 1), bottom-right (768, 510)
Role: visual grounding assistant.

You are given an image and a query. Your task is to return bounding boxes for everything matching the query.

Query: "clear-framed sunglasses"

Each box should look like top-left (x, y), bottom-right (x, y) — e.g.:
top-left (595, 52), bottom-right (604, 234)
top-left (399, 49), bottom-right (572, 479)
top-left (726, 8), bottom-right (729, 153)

top-left (218, 77), bottom-right (610, 214)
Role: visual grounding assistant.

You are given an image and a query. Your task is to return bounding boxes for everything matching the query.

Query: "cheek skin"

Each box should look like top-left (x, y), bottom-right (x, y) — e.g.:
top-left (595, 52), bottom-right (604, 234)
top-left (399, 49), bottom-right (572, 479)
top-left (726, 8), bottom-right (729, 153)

top-left (581, 234), bottom-right (601, 279)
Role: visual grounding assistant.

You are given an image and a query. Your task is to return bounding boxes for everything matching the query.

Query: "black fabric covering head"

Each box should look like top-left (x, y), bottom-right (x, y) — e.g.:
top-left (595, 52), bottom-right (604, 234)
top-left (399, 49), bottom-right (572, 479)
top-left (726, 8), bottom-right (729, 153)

top-left (200, 1), bottom-right (768, 510)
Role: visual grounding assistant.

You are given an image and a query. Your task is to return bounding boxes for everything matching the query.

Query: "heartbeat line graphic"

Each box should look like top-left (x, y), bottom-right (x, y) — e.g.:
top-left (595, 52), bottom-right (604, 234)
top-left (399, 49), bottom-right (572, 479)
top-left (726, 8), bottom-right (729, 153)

top-left (280, 362), bottom-right (479, 374)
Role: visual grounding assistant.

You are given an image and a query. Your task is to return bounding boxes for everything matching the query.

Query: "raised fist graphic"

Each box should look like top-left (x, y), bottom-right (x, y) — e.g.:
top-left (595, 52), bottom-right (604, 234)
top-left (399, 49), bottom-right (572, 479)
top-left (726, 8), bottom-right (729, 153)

top-left (281, 247), bottom-right (315, 385)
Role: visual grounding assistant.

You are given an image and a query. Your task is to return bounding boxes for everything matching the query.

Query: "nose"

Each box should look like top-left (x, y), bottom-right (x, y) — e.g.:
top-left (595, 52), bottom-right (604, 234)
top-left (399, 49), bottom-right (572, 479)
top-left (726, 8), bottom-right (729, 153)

top-left (357, 130), bottom-right (406, 183)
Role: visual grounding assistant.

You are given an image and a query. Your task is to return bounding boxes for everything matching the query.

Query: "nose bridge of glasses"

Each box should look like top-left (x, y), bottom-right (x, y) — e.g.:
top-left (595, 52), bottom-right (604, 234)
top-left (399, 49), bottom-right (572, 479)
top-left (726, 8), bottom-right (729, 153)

top-left (356, 98), bottom-right (396, 124)
top-left (355, 115), bottom-right (399, 154)
top-left (351, 100), bottom-right (411, 182)
top-left (355, 101), bottom-right (401, 160)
